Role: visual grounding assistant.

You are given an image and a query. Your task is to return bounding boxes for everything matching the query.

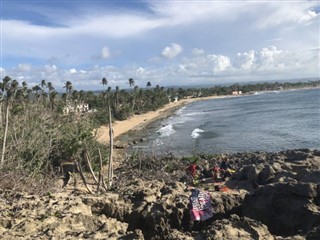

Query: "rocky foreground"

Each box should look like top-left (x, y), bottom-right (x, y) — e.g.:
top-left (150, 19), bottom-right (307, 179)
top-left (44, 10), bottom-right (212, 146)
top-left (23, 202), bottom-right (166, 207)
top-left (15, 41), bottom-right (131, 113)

top-left (0, 149), bottom-right (320, 239)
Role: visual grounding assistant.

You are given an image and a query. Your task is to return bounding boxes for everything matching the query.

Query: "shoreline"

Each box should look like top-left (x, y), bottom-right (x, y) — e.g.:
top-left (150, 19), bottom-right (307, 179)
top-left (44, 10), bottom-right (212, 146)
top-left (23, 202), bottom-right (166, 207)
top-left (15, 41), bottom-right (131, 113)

top-left (96, 95), bottom-right (230, 144)
top-left (96, 86), bottom-right (319, 145)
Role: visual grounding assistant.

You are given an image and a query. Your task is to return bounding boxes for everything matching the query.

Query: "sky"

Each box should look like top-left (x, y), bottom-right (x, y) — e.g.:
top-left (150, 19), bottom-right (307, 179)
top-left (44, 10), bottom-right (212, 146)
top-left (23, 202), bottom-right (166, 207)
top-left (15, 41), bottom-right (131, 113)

top-left (1, 0), bottom-right (319, 91)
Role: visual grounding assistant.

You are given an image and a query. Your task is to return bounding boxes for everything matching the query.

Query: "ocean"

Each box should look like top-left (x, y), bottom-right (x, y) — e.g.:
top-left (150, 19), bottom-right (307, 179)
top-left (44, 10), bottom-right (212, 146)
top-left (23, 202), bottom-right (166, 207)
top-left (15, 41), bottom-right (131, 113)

top-left (135, 88), bottom-right (320, 156)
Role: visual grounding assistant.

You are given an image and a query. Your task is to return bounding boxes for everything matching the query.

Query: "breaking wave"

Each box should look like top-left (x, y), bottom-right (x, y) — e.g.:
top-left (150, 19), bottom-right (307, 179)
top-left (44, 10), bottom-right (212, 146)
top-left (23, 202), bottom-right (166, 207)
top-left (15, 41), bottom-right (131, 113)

top-left (157, 124), bottom-right (175, 137)
top-left (191, 128), bottom-right (204, 139)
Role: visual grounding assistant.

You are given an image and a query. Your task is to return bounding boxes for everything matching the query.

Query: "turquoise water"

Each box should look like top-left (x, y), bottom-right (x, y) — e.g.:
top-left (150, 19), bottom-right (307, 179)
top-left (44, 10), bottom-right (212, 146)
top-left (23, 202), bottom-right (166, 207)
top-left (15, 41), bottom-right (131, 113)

top-left (137, 88), bottom-right (320, 155)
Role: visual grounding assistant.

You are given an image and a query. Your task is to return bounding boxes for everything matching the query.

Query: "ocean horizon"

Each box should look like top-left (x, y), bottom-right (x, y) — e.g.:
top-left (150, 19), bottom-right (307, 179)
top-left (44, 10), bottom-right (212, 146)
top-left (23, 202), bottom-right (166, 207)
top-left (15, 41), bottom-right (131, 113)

top-left (133, 88), bottom-right (320, 156)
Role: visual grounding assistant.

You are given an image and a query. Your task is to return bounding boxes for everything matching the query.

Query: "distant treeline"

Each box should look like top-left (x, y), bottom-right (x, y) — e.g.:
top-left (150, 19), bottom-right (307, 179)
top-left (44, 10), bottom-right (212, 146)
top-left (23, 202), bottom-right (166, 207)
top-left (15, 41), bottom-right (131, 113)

top-left (173, 80), bottom-right (320, 98)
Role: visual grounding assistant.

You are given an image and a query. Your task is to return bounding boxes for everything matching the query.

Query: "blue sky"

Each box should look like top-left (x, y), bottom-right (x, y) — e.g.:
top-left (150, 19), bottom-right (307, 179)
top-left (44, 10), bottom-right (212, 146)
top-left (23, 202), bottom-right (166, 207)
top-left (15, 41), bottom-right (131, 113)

top-left (1, 0), bottom-right (319, 90)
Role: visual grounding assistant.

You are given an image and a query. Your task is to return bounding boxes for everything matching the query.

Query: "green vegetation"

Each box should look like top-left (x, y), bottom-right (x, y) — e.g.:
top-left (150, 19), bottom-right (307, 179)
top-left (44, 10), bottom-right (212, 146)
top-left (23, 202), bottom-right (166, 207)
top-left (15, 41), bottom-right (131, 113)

top-left (0, 75), bottom-right (318, 192)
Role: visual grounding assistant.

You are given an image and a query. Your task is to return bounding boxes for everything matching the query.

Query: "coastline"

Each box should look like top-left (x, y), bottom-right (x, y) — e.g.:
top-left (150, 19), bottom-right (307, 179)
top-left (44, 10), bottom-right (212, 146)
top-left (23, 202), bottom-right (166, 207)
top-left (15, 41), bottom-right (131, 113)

top-left (96, 95), bottom-right (230, 144)
top-left (96, 86), bottom-right (320, 145)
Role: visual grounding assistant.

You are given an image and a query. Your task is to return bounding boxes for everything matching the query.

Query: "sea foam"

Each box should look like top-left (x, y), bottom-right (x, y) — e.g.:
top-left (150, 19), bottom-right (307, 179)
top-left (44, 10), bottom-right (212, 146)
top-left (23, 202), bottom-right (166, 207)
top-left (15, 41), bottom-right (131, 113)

top-left (157, 124), bottom-right (175, 137)
top-left (191, 128), bottom-right (204, 139)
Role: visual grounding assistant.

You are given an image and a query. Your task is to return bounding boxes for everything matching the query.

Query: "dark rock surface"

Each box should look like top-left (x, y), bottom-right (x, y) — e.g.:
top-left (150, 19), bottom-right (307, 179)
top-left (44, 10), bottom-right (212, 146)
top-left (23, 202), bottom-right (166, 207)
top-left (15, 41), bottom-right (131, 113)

top-left (0, 149), bottom-right (319, 239)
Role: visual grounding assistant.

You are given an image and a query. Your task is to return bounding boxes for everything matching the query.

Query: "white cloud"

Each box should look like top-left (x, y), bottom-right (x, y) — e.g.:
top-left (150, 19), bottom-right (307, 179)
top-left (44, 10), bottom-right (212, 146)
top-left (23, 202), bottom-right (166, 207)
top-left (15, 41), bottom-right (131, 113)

top-left (236, 50), bottom-right (255, 71)
top-left (101, 46), bottom-right (111, 59)
top-left (17, 63), bottom-right (32, 71)
top-left (209, 55), bottom-right (232, 73)
top-left (69, 68), bottom-right (77, 74)
top-left (44, 64), bottom-right (57, 73)
top-left (161, 43), bottom-right (183, 59)
top-left (2, 1), bottom-right (319, 88)
top-left (192, 48), bottom-right (205, 56)
top-left (255, 2), bottom-right (319, 28)
top-left (257, 46), bottom-right (283, 68)
top-left (3, 44), bottom-right (319, 90)
top-left (297, 10), bottom-right (318, 23)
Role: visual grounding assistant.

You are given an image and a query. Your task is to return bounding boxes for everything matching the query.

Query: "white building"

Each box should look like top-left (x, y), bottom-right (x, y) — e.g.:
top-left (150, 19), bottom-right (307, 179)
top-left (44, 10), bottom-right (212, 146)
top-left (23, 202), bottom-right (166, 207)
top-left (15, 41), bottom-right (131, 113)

top-left (63, 101), bottom-right (90, 115)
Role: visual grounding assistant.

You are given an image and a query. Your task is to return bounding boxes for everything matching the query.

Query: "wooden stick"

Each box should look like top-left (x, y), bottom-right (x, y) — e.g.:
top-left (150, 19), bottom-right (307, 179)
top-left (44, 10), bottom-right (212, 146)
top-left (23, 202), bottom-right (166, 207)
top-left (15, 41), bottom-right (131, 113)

top-left (75, 160), bottom-right (93, 194)
top-left (97, 148), bottom-right (103, 192)
top-left (84, 151), bottom-right (99, 184)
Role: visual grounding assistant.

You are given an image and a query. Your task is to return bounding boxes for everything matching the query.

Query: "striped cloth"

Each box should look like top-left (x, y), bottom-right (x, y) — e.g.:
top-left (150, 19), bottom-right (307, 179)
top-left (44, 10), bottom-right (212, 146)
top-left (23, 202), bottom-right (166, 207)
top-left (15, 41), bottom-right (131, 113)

top-left (189, 189), bottom-right (213, 221)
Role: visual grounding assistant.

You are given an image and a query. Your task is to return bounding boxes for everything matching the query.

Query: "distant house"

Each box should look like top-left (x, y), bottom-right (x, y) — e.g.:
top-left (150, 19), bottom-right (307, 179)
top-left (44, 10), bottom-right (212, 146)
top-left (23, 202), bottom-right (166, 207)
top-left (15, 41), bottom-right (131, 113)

top-left (191, 91), bottom-right (202, 98)
top-left (168, 95), bottom-right (179, 103)
top-left (232, 91), bottom-right (242, 95)
top-left (63, 101), bottom-right (90, 115)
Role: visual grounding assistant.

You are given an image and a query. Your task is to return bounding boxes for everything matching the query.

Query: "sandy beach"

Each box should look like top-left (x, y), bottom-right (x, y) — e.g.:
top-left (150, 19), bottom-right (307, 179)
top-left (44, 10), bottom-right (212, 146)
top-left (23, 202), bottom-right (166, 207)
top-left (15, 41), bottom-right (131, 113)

top-left (96, 95), bottom-right (229, 144)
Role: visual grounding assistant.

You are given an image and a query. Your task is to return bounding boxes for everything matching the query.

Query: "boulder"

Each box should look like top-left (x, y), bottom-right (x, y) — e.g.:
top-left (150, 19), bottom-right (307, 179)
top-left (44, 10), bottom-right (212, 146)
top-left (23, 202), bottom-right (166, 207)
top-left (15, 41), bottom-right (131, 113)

top-left (236, 164), bottom-right (263, 182)
top-left (257, 164), bottom-right (275, 185)
top-left (198, 214), bottom-right (275, 240)
top-left (242, 182), bottom-right (320, 236)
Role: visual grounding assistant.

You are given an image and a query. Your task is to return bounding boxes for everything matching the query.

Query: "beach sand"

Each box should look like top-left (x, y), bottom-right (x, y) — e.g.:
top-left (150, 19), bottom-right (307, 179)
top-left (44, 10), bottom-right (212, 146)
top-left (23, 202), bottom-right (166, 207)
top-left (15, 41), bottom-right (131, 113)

top-left (96, 95), bottom-right (229, 144)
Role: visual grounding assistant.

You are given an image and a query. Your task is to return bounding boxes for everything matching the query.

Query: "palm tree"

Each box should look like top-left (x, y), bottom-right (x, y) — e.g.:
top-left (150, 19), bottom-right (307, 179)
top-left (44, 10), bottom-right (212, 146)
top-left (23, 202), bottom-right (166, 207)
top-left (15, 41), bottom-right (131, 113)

top-left (49, 91), bottom-right (58, 109)
top-left (22, 81), bottom-right (27, 88)
top-left (64, 81), bottom-right (73, 94)
top-left (41, 79), bottom-right (47, 89)
top-left (47, 82), bottom-right (54, 92)
top-left (32, 85), bottom-right (42, 101)
top-left (1, 76), bottom-right (19, 167)
top-left (115, 85), bottom-right (120, 111)
top-left (63, 81), bottom-right (73, 104)
top-left (128, 78), bottom-right (135, 88)
top-left (0, 81), bottom-right (3, 121)
top-left (46, 82), bottom-right (54, 108)
top-left (101, 77), bottom-right (109, 107)
top-left (131, 84), bottom-right (139, 112)
top-left (61, 93), bottom-right (68, 105)
top-left (101, 77), bottom-right (108, 87)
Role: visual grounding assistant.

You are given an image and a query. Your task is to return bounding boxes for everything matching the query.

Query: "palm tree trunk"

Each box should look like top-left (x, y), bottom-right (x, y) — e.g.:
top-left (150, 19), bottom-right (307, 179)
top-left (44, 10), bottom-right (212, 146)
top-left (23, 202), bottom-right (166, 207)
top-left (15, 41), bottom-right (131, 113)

top-left (107, 103), bottom-right (113, 188)
top-left (0, 103), bottom-right (3, 126)
top-left (1, 103), bottom-right (9, 167)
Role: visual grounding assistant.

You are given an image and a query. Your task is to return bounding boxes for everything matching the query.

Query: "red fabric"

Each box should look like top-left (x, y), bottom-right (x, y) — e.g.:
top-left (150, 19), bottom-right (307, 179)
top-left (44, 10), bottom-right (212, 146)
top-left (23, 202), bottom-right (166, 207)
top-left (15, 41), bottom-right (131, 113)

top-left (186, 164), bottom-right (197, 177)
top-left (219, 186), bottom-right (230, 192)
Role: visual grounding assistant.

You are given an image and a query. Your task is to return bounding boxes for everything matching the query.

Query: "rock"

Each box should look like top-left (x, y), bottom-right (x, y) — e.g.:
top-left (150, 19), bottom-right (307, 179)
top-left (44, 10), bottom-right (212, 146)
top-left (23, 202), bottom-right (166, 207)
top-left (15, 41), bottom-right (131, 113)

top-left (1, 149), bottom-right (320, 239)
top-left (114, 141), bottom-right (128, 149)
top-left (284, 150), bottom-right (310, 162)
top-left (306, 225), bottom-right (320, 240)
top-left (68, 201), bottom-right (92, 216)
top-left (236, 164), bottom-right (263, 183)
top-left (198, 214), bottom-right (275, 240)
top-left (211, 192), bottom-right (245, 219)
top-left (257, 164), bottom-right (275, 185)
top-left (242, 182), bottom-right (320, 236)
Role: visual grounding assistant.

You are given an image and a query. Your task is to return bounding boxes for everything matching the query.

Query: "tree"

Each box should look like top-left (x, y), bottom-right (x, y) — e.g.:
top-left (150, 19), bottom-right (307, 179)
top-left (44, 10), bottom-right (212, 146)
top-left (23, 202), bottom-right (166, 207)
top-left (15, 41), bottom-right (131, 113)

top-left (115, 85), bottom-right (120, 111)
top-left (47, 82), bottom-right (54, 92)
top-left (146, 81), bottom-right (152, 88)
top-left (64, 81), bottom-right (73, 94)
top-left (1, 76), bottom-right (19, 167)
top-left (41, 79), bottom-right (47, 89)
top-left (128, 78), bottom-right (135, 88)
top-left (32, 85), bottom-right (42, 101)
top-left (49, 91), bottom-right (58, 109)
top-left (63, 81), bottom-right (73, 104)
top-left (101, 78), bottom-right (109, 107)
top-left (101, 77), bottom-right (108, 87)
